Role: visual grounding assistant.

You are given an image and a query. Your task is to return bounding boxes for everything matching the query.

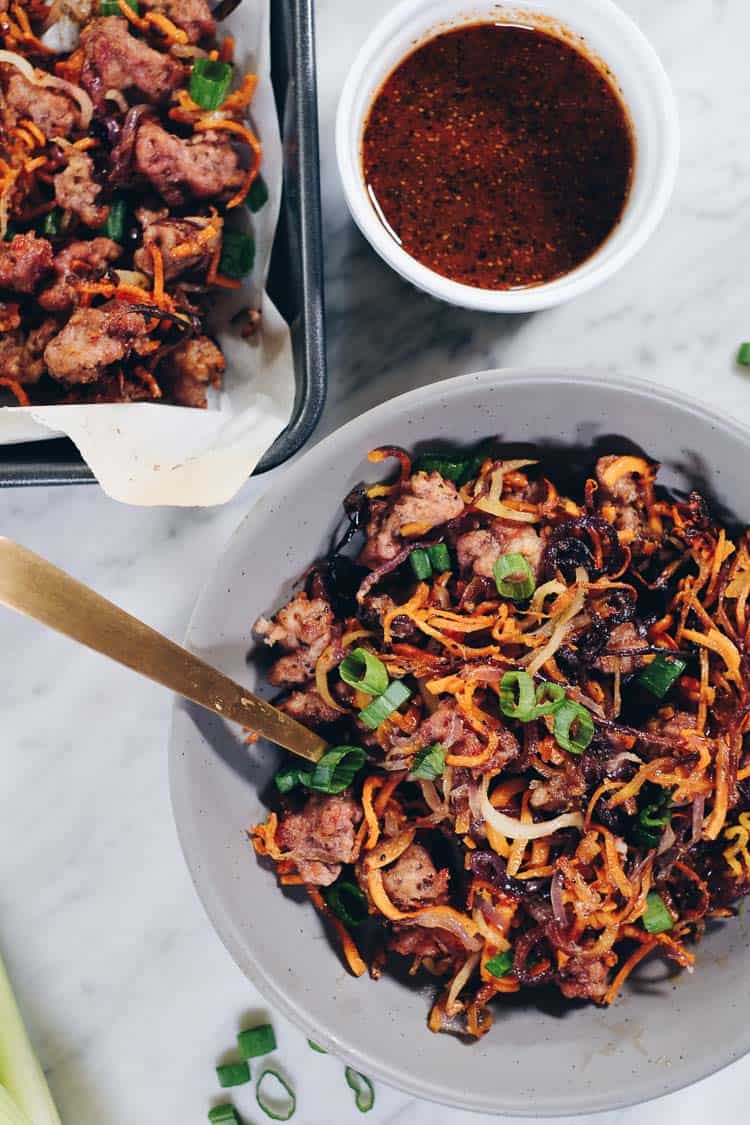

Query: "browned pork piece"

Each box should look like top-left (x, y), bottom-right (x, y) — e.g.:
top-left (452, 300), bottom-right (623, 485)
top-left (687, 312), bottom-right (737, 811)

top-left (158, 336), bottom-right (225, 409)
top-left (276, 792), bottom-right (363, 886)
top-left (0, 233), bottom-right (53, 293)
top-left (3, 72), bottom-right (78, 136)
top-left (0, 321), bottom-right (59, 385)
top-left (134, 120), bottom-right (244, 205)
top-left (44, 300), bottom-right (147, 384)
top-left (359, 472), bottom-right (464, 569)
top-left (80, 17), bottom-right (184, 104)
top-left (592, 621), bottom-right (648, 676)
top-left (277, 688), bottom-right (341, 729)
top-left (253, 591), bottom-right (338, 686)
top-left (53, 148), bottom-right (108, 228)
top-left (595, 455), bottom-right (654, 539)
top-left (381, 844), bottom-right (450, 912)
top-left (139, 0), bottom-right (215, 43)
top-left (558, 956), bottom-right (610, 1002)
top-left (39, 238), bottom-right (122, 312)
top-left (134, 214), bottom-right (222, 280)
top-left (456, 518), bottom-right (543, 579)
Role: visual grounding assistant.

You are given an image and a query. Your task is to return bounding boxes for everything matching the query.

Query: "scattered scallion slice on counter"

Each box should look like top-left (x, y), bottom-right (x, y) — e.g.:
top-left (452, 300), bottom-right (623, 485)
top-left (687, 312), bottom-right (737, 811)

top-left (553, 700), bottom-right (594, 755)
top-left (304, 747), bottom-right (367, 794)
top-left (533, 681), bottom-right (566, 716)
top-left (485, 950), bottom-right (514, 979)
top-left (410, 742), bottom-right (446, 781)
top-left (344, 1067), bottom-right (375, 1114)
top-left (637, 653), bottom-right (687, 699)
top-left (409, 548), bottom-right (432, 581)
top-left (498, 671), bottom-right (537, 721)
top-left (208, 1104), bottom-right (241, 1124)
top-left (0, 945), bottom-right (62, 1125)
top-left (216, 1062), bottom-right (251, 1088)
top-left (427, 543), bottom-right (451, 573)
top-left (219, 231), bottom-right (255, 279)
top-left (324, 881), bottom-right (368, 928)
top-left (189, 58), bottom-right (233, 110)
top-left (493, 553), bottom-right (536, 601)
top-left (339, 647), bottom-right (389, 696)
top-left (247, 175), bottom-right (269, 212)
top-left (307, 1040), bottom-right (326, 1053)
top-left (41, 209), bottom-right (61, 237)
top-left (738, 343), bottom-right (750, 367)
top-left (104, 198), bottom-right (127, 243)
top-left (358, 680), bottom-right (412, 730)
top-left (642, 891), bottom-right (673, 934)
top-left (238, 1023), bottom-right (276, 1060)
top-left (256, 1068), bottom-right (296, 1121)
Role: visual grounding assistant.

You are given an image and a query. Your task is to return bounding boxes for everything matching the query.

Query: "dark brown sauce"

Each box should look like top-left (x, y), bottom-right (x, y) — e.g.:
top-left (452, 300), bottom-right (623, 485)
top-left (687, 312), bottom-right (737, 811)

top-left (362, 23), bottom-right (635, 291)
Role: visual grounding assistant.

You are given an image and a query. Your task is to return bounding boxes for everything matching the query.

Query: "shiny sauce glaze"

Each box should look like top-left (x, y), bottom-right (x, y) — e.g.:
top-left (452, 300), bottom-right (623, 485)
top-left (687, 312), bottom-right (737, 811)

top-left (362, 23), bottom-right (635, 290)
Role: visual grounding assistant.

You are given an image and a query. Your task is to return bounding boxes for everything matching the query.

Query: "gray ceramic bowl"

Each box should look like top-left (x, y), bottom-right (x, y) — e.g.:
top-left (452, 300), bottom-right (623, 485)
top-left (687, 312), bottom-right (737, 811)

top-left (169, 370), bottom-right (750, 1117)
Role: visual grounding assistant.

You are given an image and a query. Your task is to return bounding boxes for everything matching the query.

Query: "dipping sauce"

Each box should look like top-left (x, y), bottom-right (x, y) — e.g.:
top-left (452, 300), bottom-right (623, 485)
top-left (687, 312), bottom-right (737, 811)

top-left (362, 23), bottom-right (635, 290)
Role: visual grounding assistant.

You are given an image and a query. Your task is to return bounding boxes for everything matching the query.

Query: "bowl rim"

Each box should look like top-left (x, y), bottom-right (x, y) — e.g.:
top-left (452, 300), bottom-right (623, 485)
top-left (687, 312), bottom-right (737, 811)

top-left (170, 369), bottom-right (750, 1116)
top-left (335, 0), bottom-right (681, 313)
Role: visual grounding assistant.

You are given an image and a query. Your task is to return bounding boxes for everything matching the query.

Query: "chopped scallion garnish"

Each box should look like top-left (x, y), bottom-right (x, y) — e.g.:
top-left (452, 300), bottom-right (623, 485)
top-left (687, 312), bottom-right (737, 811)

top-left (498, 671), bottom-right (537, 721)
top-left (41, 209), bottom-right (61, 237)
top-left (104, 198), bottom-right (127, 243)
top-left (189, 58), bottom-right (233, 111)
top-left (307, 1040), bottom-right (326, 1053)
top-left (274, 763), bottom-right (310, 794)
top-left (99, 0), bottom-right (137, 13)
top-left (216, 1062), bottom-right (251, 1088)
top-left (642, 891), bottom-right (673, 933)
top-left (738, 343), bottom-right (750, 367)
top-left (533, 681), bottom-right (566, 716)
top-left (256, 1068), bottom-right (296, 1121)
top-left (414, 454), bottom-right (468, 482)
top-left (633, 786), bottom-right (672, 848)
top-left (247, 175), bottom-right (269, 212)
top-left (410, 742), bottom-right (446, 781)
top-left (493, 553), bottom-right (536, 601)
top-left (339, 648), bottom-right (389, 696)
top-left (409, 548), bottom-right (432, 581)
top-left (344, 1067), bottom-right (375, 1113)
top-left (485, 950), bottom-right (514, 979)
top-left (637, 653), bottom-right (687, 699)
top-left (304, 746), bottom-right (367, 794)
top-left (219, 230), bottom-right (255, 279)
top-left (208, 1105), bottom-right (241, 1124)
top-left (358, 680), bottom-right (412, 730)
top-left (323, 880), bottom-right (368, 928)
top-left (553, 700), bottom-right (594, 755)
top-left (238, 1023), bottom-right (276, 1060)
top-left (427, 543), bottom-right (451, 573)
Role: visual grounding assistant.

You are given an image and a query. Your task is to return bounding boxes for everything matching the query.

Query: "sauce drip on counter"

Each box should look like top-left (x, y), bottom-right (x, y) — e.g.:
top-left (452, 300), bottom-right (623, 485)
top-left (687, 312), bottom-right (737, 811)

top-left (362, 23), bottom-right (635, 290)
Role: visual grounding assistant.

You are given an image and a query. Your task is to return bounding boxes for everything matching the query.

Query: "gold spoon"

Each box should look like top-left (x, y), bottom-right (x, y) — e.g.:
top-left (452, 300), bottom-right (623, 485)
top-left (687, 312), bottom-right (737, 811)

top-left (0, 537), bottom-right (326, 764)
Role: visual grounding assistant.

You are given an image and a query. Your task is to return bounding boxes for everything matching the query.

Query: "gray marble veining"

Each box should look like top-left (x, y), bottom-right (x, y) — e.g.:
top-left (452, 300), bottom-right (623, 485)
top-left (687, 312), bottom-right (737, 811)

top-left (3, 0), bottom-right (750, 1120)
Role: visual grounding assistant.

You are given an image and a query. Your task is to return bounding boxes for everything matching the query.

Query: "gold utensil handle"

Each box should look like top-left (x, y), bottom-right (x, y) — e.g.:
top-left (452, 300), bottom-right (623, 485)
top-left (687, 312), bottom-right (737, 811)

top-left (0, 538), bottom-right (325, 763)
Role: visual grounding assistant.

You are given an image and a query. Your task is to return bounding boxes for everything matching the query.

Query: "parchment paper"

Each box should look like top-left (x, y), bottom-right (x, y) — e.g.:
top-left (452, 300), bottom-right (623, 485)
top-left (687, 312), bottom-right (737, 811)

top-left (0, 0), bottom-right (295, 506)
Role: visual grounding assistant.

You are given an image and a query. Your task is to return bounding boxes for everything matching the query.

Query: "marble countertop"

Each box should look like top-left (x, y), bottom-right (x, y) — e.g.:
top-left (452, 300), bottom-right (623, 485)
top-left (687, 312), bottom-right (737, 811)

top-left (3, 0), bottom-right (750, 1121)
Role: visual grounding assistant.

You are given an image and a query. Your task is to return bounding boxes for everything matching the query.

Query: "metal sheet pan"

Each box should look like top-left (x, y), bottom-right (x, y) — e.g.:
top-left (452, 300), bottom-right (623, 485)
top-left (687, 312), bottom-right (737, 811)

top-left (0, 0), bottom-right (326, 489)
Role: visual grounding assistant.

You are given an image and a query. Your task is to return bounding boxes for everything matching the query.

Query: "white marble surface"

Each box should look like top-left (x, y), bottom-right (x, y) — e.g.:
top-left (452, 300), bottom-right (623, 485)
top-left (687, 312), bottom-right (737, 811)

top-left (2, 0), bottom-right (750, 1121)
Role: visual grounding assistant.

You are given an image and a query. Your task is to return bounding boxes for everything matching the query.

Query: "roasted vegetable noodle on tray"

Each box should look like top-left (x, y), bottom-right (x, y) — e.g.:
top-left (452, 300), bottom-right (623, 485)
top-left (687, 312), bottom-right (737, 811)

top-left (0, 0), bottom-right (264, 408)
top-left (251, 447), bottom-right (750, 1039)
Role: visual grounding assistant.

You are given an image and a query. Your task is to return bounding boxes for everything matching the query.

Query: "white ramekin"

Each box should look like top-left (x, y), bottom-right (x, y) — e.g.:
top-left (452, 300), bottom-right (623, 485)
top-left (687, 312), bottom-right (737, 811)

top-left (336, 0), bottom-right (680, 313)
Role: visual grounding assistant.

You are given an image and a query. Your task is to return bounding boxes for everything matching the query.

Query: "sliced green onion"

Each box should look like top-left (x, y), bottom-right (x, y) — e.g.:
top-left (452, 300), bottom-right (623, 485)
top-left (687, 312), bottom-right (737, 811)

top-left (637, 653), bottom-right (687, 699)
top-left (485, 950), bottom-right (514, 979)
top-left (0, 945), bottom-right (63, 1125)
top-left (358, 681), bottom-right (412, 731)
top-left (414, 454), bottom-right (468, 482)
top-left (339, 648), bottom-right (389, 696)
top-left (642, 891), bottom-right (673, 934)
top-left (633, 787), bottom-right (672, 848)
top-left (738, 343), bottom-right (750, 367)
top-left (533, 681), bottom-right (566, 716)
top-left (307, 1040), bottom-right (326, 1053)
top-left (498, 671), bottom-right (537, 721)
top-left (216, 1062), bottom-right (251, 1088)
top-left (104, 198), bottom-right (127, 242)
top-left (208, 1105), bottom-right (241, 1124)
top-left (238, 1023), bottom-right (276, 1060)
top-left (410, 742), bottom-right (446, 781)
top-left (41, 209), bottom-right (61, 237)
top-left (493, 553), bottom-right (536, 601)
top-left (409, 548), bottom-right (432, 581)
top-left (219, 230), bottom-right (255, 279)
top-left (427, 543), bottom-right (451, 573)
top-left (323, 881), bottom-right (368, 928)
top-left (274, 763), bottom-right (310, 794)
top-left (304, 746), bottom-right (367, 794)
top-left (247, 175), bottom-right (269, 212)
top-left (553, 701), bottom-right (594, 755)
top-left (256, 1068), bottom-right (296, 1121)
top-left (345, 1067), bottom-right (375, 1113)
top-left (189, 58), bottom-right (233, 111)
top-left (99, 0), bottom-right (137, 12)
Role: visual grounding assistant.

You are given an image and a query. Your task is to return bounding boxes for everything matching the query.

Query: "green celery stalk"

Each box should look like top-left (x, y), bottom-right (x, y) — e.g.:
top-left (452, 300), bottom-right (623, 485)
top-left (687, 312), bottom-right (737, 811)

top-left (0, 947), bottom-right (61, 1125)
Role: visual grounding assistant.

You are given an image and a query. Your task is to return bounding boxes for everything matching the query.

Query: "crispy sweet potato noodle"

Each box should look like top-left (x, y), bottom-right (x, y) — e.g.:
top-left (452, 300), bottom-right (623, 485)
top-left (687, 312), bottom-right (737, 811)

top-left (250, 452), bottom-right (750, 1040)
